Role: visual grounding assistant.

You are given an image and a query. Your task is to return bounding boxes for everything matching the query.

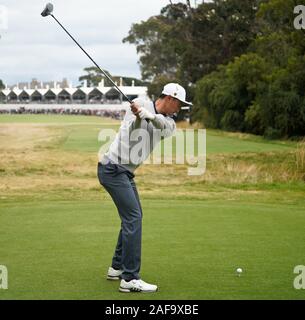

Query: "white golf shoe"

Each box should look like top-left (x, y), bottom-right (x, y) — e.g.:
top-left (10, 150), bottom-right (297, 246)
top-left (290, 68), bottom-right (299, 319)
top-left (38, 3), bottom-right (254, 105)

top-left (119, 279), bottom-right (158, 293)
top-left (107, 267), bottom-right (123, 280)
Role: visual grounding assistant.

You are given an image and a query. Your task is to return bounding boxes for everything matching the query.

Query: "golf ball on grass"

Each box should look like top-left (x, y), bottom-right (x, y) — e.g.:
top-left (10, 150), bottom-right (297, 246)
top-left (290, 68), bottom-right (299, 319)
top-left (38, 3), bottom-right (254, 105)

top-left (236, 268), bottom-right (243, 276)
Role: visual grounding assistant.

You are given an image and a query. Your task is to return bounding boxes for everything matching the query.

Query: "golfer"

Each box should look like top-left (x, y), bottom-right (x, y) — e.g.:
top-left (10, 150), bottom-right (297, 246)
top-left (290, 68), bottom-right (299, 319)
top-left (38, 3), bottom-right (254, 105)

top-left (98, 83), bottom-right (192, 293)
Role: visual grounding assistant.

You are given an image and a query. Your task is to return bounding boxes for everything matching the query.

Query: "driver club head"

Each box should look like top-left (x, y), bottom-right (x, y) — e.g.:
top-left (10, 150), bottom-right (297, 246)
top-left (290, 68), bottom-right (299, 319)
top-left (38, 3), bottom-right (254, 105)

top-left (41, 3), bottom-right (54, 17)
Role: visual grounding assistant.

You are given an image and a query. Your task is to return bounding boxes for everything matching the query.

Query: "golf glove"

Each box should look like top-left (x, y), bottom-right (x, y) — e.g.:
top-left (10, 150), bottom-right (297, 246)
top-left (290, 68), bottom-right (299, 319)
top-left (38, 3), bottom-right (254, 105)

top-left (138, 108), bottom-right (156, 121)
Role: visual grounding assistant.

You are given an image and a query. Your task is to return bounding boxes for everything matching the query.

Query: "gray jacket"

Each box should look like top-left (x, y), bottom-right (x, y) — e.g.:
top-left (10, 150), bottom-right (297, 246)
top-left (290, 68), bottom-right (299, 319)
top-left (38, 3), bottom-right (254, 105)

top-left (100, 98), bottom-right (176, 173)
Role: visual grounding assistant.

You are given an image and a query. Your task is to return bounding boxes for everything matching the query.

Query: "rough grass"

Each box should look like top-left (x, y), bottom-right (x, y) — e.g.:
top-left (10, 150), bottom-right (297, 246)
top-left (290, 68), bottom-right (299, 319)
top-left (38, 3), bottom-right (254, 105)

top-left (295, 139), bottom-right (305, 178)
top-left (0, 117), bottom-right (303, 205)
top-left (0, 118), bottom-right (302, 201)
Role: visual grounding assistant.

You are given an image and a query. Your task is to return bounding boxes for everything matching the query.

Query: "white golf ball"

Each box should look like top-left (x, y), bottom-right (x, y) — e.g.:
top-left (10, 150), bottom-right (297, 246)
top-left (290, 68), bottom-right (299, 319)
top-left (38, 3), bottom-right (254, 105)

top-left (236, 268), bottom-right (243, 275)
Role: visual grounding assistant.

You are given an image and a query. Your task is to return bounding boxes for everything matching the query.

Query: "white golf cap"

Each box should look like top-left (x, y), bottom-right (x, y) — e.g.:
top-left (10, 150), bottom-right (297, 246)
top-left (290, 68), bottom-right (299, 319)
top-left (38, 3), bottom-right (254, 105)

top-left (162, 83), bottom-right (192, 106)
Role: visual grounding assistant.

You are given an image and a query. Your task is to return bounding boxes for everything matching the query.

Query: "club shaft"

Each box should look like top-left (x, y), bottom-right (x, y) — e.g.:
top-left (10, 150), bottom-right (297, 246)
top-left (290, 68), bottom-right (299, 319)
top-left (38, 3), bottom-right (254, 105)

top-left (50, 14), bottom-right (132, 104)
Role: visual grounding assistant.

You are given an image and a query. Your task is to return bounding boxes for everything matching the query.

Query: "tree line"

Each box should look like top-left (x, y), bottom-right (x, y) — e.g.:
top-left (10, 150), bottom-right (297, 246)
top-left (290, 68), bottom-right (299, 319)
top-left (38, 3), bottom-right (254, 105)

top-left (78, 67), bottom-right (149, 88)
top-left (0, 79), bottom-right (4, 90)
top-left (123, 0), bottom-right (305, 138)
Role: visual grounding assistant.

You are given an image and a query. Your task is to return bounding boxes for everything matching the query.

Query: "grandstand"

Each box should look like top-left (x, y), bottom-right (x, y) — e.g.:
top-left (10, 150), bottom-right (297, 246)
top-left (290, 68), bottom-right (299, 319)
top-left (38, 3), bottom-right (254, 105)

top-left (0, 80), bottom-right (149, 119)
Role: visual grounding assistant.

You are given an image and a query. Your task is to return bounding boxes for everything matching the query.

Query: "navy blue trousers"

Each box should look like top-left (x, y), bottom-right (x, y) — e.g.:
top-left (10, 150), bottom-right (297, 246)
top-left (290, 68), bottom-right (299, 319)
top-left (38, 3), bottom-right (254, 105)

top-left (97, 161), bottom-right (143, 281)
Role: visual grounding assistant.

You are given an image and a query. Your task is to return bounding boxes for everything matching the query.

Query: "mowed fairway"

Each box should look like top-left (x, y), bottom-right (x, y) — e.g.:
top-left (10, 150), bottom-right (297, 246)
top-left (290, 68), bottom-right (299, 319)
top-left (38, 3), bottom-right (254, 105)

top-left (0, 114), bottom-right (305, 300)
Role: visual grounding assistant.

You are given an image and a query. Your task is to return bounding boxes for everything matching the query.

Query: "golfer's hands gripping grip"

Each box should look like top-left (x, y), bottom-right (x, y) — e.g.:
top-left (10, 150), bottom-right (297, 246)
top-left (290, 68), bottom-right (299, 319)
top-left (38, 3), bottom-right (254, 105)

top-left (130, 103), bottom-right (151, 122)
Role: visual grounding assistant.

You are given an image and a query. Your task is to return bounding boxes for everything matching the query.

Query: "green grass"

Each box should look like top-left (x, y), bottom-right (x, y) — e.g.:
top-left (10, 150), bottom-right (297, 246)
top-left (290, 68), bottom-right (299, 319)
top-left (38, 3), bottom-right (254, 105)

top-left (0, 114), bottom-right (294, 154)
top-left (206, 132), bottom-right (294, 154)
top-left (59, 119), bottom-right (295, 155)
top-left (1, 199), bottom-right (305, 300)
top-left (0, 114), bottom-right (304, 300)
top-left (0, 114), bottom-right (117, 124)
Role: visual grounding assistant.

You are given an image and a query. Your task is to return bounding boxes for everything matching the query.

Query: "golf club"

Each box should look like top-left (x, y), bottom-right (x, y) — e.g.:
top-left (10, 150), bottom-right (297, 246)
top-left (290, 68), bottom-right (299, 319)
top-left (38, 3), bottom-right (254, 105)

top-left (41, 3), bottom-right (133, 104)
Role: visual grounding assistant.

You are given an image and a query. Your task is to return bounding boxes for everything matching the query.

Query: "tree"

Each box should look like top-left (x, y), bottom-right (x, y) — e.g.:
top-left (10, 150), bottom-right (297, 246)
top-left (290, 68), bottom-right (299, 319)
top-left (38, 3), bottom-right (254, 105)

top-left (79, 67), bottom-right (148, 87)
top-left (193, 0), bottom-right (305, 138)
top-left (178, 0), bottom-right (262, 83)
top-left (0, 79), bottom-right (5, 90)
top-left (123, 0), bottom-right (261, 98)
top-left (194, 53), bottom-right (269, 131)
top-left (123, 3), bottom-right (188, 82)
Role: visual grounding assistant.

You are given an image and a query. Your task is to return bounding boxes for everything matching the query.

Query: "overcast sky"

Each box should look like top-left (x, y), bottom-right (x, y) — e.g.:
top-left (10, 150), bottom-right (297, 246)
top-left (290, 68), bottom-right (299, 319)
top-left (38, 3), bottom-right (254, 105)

top-left (0, 0), bottom-right (177, 86)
